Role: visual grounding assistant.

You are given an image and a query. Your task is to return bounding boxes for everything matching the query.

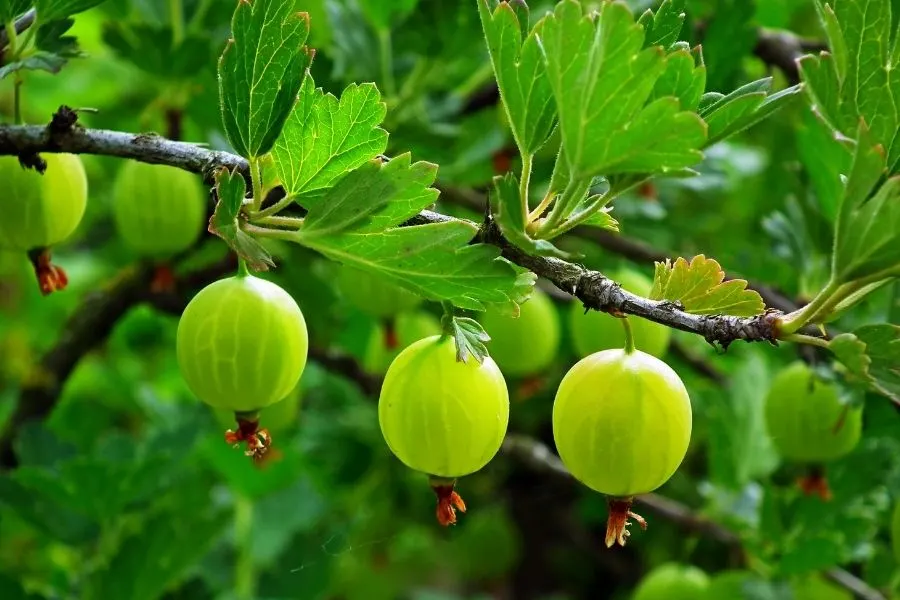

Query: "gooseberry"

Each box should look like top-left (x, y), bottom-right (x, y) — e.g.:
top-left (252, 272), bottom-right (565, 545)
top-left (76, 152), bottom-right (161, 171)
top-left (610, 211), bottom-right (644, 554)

top-left (479, 288), bottom-right (561, 377)
top-left (569, 268), bottom-right (670, 358)
top-left (362, 311), bottom-right (442, 375)
top-left (764, 361), bottom-right (862, 499)
top-left (632, 563), bottom-right (710, 600)
top-left (0, 154), bottom-right (88, 294)
top-left (379, 334), bottom-right (509, 525)
top-left (113, 161), bottom-right (206, 258)
top-left (792, 575), bottom-right (852, 600)
top-left (177, 274), bottom-right (308, 459)
top-left (552, 342), bottom-right (691, 546)
top-left (336, 265), bottom-right (423, 318)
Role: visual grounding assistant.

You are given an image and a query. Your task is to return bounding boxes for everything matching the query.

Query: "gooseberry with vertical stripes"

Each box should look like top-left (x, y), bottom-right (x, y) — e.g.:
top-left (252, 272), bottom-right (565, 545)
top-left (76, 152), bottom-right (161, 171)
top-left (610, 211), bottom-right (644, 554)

top-left (112, 161), bottom-right (207, 258)
top-left (176, 274), bottom-right (309, 413)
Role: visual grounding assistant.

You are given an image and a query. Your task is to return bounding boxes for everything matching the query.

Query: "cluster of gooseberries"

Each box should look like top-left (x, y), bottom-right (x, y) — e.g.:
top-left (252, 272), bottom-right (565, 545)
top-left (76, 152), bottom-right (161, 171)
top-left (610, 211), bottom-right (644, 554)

top-left (175, 257), bottom-right (693, 542)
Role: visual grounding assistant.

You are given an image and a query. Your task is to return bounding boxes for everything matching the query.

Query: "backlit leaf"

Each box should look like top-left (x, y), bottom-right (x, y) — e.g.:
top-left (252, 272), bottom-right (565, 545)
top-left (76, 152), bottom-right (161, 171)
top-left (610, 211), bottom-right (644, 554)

top-left (650, 255), bottom-right (766, 316)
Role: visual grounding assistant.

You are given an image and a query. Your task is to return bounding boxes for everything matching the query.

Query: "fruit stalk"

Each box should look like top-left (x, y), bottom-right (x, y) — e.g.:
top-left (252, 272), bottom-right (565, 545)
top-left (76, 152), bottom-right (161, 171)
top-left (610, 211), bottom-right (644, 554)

top-left (605, 496), bottom-right (647, 547)
top-left (429, 476), bottom-right (467, 527)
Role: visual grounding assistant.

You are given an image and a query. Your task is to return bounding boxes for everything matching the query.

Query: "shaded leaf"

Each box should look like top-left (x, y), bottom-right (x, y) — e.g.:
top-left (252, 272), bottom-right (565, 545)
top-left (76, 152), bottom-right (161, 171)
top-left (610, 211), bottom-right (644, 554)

top-left (446, 316), bottom-right (491, 364)
top-left (34, 0), bottom-right (105, 22)
top-left (218, 0), bottom-right (313, 159)
top-left (489, 172), bottom-right (572, 259)
top-left (271, 76), bottom-right (388, 200)
top-left (298, 154), bottom-right (437, 237)
top-left (101, 22), bottom-right (212, 78)
top-left (829, 324), bottom-right (900, 403)
top-left (831, 122), bottom-right (900, 282)
top-left (357, 0), bottom-right (418, 30)
top-left (637, 0), bottom-right (686, 49)
top-left (0, 51), bottom-right (66, 79)
top-left (539, 0), bottom-right (706, 180)
top-left (650, 255), bottom-right (766, 316)
top-left (478, 0), bottom-right (556, 155)
top-left (700, 78), bottom-right (803, 146)
top-left (209, 167), bottom-right (273, 271)
top-left (0, 1), bottom-right (32, 23)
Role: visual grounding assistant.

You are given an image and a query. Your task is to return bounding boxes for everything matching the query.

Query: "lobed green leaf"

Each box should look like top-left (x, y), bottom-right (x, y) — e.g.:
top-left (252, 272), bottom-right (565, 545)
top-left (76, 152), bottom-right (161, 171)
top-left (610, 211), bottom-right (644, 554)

top-left (271, 76), bottom-right (388, 201)
top-left (650, 254), bottom-right (766, 316)
top-left (829, 324), bottom-right (900, 403)
top-left (489, 172), bottom-right (573, 259)
top-left (478, 0), bottom-right (556, 156)
top-left (218, 0), bottom-right (313, 159)
top-left (210, 167), bottom-right (274, 271)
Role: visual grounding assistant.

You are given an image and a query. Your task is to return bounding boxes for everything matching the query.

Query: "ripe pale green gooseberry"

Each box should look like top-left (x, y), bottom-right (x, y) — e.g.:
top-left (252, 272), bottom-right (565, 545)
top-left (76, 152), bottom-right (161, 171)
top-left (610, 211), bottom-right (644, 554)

top-left (764, 361), bottom-right (862, 464)
top-left (113, 161), bottom-right (206, 258)
top-left (379, 334), bottom-right (509, 525)
top-left (336, 265), bottom-right (423, 318)
top-left (177, 274), bottom-right (308, 413)
top-left (569, 268), bottom-right (670, 358)
top-left (479, 288), bottom-right (561, 377)
top-left (0, 154), bottom-right (88, 251)
top-left (0, 154), bottom-right (88, 294)
top-left (553, 345), bottom-right (691, 546)
top-left (362, 311), bottom-right (442, 375)
top-left (632, 563), bottom-right (709, 600)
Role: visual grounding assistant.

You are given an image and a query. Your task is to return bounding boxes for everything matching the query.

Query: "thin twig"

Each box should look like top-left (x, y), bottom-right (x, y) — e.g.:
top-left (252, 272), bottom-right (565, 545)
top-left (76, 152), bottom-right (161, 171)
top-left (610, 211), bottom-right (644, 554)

top-left (0, 121), bottom-right (783, 348)
top-left (0, 8), bottom-right (36, 51)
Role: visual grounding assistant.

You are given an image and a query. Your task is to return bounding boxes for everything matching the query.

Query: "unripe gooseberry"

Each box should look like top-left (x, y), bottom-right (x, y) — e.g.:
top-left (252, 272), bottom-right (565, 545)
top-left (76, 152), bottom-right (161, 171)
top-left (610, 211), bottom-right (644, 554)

top-left (0, 154), bottom-right (88, 294)
top-left (764, 362), bottom-right (862, 463)
top-left (177, 274), bottom-right (308, 458)
top-left (112, 161), bottom-right (206, 258)
top-left (362, 311), bottom-right (442, 375)
top-left (569, 268), bottom-right (670, 358)
top-left (632, 563), bottom-right (709, 600)
top-left (479, 288), bottom-right (561, 377)
top-left (792, 575), bottom-right (852, 600)
top-left (336, 265), bottom-right (423, 318)
top-left (379, 335), bottom-right (509, 525)
top-left (553, 347), bottom-right (691, 546)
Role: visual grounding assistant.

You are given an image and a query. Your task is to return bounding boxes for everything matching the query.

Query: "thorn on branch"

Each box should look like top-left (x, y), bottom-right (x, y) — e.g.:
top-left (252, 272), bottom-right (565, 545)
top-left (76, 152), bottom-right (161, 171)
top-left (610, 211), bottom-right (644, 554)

top-left (49, 106), bottom-right (79, 135)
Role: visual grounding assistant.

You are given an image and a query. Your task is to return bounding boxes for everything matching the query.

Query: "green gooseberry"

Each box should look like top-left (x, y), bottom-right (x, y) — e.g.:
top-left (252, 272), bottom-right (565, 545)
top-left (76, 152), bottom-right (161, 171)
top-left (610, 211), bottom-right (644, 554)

top-left (176, 274), bottom-right (309, 413)
top-left (112, 161), bottom-right (206, 258)
top-left (632, 563), bottom-right (709, 600)
top-left (479, 288), bottom-right (561, 377)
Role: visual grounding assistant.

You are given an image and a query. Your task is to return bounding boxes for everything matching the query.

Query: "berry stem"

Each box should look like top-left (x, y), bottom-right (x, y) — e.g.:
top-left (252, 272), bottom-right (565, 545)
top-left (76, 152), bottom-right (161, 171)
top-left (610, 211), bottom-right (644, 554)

top-left (621, 316), bottom-right (636, 354)
top-left (233, 493), bottom-right (257, 600)
top-left (429, 475), bottom-right (467, 526)
top-left (237, 257), bottom-right (249, 277)
top-left (605, 497), bottom-right (647, 547)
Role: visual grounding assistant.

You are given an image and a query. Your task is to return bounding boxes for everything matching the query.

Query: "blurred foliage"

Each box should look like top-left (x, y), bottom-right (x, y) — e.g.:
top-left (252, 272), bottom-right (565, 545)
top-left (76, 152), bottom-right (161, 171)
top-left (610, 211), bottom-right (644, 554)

top-left (1, 0), bottom-right (899, 600)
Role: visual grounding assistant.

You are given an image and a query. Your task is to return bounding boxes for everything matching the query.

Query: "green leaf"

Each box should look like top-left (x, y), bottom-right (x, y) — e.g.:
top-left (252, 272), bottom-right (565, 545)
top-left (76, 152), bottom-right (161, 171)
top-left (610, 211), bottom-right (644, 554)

top-left (699, 78), bottom-right (803, 146)
top-left (0, 475), bottom-right (98, 544)
top-left (648, 44), bottom-right (706, 112)
top-left (478, 0), bottom-right (556, 155)
top-left (218, 0), bottom-right (313, 159)
top-left (445, 316), bottom-right (491, 364)
top-left (209, 167), bottom-right (274, 271)
top-left (87, 486), bottom-right (228, 600)
top-left (0, 51), bottom-right (66, 79)
top-left (831, 122), bottom-right (900, 282)
top-left (796, 107), bottom-right (853, 222)
top-left (700, 0), bottom-right (756, 92)
top-left (800, 0), bottom-right (900, 169)
top-left (539, 1), bottom-right (706, 180)
top-left (33, 0), bottom-right (105, 22)
top-left (271, 76), bottom-right (388, 200)
top-left (357, 0), bottom-right (419, 30)
top-left (489, 172), bottom-right (572, 259)
top-left (637, 0), bottom-right (686, 49)
top-left (829, 324), bottom-right (900, 403)
top-left (298, 221), bottom-right (534, 313)
top-left (650, 255), bottom-right (766, 316)
top-left (101, 22), bottom-right (213, 78)
top-left (0, 1), bottom-right (32, 23)
top-left (298, 154), bottom-right (438, 237)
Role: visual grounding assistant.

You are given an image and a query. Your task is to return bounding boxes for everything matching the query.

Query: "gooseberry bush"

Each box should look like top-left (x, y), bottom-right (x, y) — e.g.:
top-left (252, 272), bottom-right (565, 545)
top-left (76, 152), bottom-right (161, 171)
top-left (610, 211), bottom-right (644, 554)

top-left (1, 0), bottom-right (900, 598)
